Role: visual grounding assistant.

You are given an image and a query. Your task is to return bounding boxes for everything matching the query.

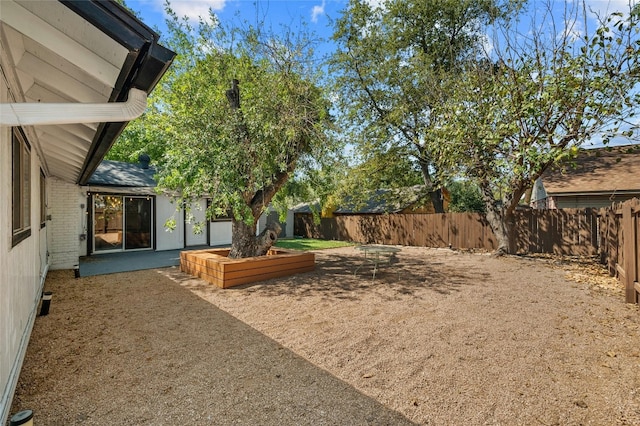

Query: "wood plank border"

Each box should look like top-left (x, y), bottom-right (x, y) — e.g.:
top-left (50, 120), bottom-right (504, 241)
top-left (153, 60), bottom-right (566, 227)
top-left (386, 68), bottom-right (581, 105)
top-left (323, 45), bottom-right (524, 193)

top-left (180, 248), bottom-right (315, 289)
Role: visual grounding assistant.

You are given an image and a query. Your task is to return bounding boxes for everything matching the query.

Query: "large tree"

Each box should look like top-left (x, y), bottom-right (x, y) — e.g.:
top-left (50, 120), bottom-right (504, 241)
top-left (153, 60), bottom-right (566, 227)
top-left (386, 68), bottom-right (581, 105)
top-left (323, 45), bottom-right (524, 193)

top-left (148, 7), bottom-right (334, 258)
top-left (329, 0), bottom-right (513, 212)
top-left (432, 1), bottom-right (640, 254)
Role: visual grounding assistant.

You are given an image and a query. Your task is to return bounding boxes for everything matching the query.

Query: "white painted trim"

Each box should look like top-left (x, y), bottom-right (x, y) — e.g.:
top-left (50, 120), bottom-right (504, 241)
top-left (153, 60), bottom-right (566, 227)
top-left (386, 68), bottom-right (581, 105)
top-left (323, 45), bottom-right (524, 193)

top-left (0, 88), bottom-right (147, 126)
top-left (0, 263), bottom-right (48, 425)
top-left (1, 0), bottom-right (121, 86)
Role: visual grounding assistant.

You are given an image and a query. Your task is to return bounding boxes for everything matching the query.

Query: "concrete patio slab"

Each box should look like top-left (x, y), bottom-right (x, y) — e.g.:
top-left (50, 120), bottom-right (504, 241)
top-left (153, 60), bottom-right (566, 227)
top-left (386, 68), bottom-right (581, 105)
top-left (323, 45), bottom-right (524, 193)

top-left (79, 246), bottom-right (211, 277)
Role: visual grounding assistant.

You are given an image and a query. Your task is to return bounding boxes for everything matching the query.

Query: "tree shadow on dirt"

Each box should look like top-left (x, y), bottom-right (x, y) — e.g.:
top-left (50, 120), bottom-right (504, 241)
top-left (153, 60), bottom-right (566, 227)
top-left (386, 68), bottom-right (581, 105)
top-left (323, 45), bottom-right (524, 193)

top-left (223, 250), bottom-right (487, 301)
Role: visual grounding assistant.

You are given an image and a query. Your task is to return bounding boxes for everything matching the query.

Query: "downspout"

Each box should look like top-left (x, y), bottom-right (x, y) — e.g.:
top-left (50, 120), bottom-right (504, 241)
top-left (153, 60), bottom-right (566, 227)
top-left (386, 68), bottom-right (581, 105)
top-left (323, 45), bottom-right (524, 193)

top-left (0, 88), bottom-right (147, 126)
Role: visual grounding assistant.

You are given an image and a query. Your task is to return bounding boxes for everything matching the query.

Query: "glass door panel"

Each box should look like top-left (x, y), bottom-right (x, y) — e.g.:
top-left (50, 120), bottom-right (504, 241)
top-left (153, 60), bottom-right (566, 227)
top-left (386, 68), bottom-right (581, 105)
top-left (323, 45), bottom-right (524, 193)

top-left (94, 195), bottom-right (123, 251)
top-left (125, 197), bottom-right (152, 250)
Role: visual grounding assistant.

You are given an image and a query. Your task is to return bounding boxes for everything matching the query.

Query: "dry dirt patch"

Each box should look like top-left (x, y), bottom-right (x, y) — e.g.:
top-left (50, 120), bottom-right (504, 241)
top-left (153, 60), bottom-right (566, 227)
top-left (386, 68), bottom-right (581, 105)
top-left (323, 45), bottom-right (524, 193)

top-left (11, 246), bottom-right (640, 425)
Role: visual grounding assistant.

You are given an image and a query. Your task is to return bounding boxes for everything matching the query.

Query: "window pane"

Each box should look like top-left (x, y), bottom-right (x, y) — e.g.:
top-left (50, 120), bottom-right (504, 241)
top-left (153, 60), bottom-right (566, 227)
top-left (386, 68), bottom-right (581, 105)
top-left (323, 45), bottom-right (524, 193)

top-left (125, 197), bottom-right (153, 249)
top-left (40, 172), bottom-right (46, 226)
top-left (94, 195), bottom-right (124, 251)
top-left (12, 135), bottom-right (21, 231)
top-left (23, 144), bottom-right (31, 228)
top-left (11, 128), bottom-right (32, 246)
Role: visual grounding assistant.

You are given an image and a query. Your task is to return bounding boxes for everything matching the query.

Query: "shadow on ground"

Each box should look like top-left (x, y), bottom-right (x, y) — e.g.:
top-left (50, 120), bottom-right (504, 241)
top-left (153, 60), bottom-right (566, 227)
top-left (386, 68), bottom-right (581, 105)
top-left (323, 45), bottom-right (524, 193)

top-left (11, 269), bottom-right (416, 425)
top-left (197, 249), bottom-right (488, 301)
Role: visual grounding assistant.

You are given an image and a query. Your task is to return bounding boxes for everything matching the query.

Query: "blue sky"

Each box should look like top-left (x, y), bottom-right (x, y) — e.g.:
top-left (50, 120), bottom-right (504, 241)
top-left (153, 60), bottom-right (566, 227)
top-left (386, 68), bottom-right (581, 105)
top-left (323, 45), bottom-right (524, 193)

top-left (126, 0), bottom-right (639, 68)
top-left (127, 0), bottom-right (637, 40)
top-left (126, 0), bottom-right (345, 56)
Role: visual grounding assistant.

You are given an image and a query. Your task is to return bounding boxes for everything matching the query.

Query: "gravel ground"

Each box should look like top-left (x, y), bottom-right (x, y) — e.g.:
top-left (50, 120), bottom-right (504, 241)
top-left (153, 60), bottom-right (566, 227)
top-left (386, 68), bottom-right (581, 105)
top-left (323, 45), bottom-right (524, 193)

top-left (10, 246), bottom-right (640, 425)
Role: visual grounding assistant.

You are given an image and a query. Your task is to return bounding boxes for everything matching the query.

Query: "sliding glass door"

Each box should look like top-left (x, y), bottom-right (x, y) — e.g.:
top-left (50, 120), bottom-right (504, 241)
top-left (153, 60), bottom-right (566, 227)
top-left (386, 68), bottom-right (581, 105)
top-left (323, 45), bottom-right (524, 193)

top-left (124, 197), bottom-right (152, 250)
top-left (94, 195), bottom-right (123, 251)
top-left (93, 195), bottom-right (152, 252)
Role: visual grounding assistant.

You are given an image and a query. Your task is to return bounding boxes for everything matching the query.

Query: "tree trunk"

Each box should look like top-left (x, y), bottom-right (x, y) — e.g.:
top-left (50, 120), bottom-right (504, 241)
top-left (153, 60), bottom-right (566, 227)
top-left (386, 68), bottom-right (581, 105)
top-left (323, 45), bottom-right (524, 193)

top-left (228, 219), bottom-right (281, 258)
top-left (223, 78), bottom-right (289, 258)
top-left (484, 205), bottom-right (517, 255)
top-left (479, 182), bottom-right (517, 255)
top-left (255, 222), bottom-right (281, 255)
top-left (418, 158), bottom-right (445, 213)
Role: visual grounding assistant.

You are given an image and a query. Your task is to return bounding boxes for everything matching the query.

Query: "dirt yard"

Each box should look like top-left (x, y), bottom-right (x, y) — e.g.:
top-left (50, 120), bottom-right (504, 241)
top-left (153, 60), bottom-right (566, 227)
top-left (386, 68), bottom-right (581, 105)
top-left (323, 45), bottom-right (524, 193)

top-left (10, 246), bottom-right (640, 425)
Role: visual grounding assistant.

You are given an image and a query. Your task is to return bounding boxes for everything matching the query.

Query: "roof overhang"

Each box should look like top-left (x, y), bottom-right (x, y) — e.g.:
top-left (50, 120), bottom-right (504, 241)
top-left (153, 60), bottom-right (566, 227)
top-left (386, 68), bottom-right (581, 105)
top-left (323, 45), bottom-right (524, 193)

top-left (0, 0), bottom-right (175, 185)
top-left (547, 190), bottom-right (640, 197)
top-left (86, 185), bottom-right (157, 196)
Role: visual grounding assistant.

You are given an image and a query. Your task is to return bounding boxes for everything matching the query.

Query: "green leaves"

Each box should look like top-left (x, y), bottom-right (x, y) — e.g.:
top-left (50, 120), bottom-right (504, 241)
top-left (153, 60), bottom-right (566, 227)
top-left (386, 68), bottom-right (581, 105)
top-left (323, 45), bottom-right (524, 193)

top-left (126, 6), bottom-right (335, 228)
top-left (431, 0), bottom-right (639, 246)
top-left (330, 0), bottom-right (508, 211)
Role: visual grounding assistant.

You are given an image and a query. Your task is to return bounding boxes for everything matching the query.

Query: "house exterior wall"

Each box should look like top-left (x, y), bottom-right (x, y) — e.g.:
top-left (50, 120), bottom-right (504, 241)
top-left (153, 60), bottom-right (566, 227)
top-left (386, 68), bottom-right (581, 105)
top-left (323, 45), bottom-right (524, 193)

top-left (155, 196), bottom-right (185, 251)
top-left (1, 79), bottom-right (48, 422)
top-left (77, 190), bottom-right (281, 255)
top-left (210, 220), bottom-right (233, 246)
top-left (285, 209), bottom-right (293, 238)
top-left (186, 200), bottom-right (208, 246)
top-left (49, 179), bottom-right (87, 269)
top-left (547, 194), bottom-right (640, 210)
top-left (257, 207), bottom-right (294, 238)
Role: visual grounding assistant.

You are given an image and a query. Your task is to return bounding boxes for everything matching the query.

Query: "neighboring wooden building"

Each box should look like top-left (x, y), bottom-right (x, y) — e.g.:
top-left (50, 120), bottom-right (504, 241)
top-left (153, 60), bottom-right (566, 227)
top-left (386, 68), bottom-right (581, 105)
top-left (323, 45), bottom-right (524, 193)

top-left (0, 2), bottom-right (174, 421)
top-left (532, 144), bottom-right (640, 209)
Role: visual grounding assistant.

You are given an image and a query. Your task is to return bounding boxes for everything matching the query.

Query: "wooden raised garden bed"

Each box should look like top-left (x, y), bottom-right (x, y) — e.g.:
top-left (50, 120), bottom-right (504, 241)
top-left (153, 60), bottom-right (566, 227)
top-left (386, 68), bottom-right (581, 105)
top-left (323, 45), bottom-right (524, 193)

top-left (180, 248), bottom-right (315, 289)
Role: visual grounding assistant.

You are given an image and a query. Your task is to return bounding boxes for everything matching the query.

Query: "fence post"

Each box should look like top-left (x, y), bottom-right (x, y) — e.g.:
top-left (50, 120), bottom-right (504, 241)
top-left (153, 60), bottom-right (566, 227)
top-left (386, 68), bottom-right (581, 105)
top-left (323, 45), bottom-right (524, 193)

top-left (621, 203), bottom-right (638, 303)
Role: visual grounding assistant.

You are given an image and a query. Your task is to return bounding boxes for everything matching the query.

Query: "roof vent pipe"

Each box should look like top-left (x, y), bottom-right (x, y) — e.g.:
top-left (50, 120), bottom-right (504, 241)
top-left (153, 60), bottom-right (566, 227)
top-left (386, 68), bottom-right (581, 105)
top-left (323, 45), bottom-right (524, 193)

top-left (138, 153), bottom-right (151, 169)
top-left (0, 88), bottom-right (147, 127)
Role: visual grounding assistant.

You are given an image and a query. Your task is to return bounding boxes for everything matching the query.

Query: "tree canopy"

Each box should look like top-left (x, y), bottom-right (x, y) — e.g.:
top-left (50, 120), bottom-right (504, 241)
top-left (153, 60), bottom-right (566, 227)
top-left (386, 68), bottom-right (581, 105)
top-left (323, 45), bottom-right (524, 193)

top-left (329, 0), bottom-right (514, 213)
top-left (431, 1), bottom-right (640, 253)
top-left (116, 5), bottom-right (336, 257)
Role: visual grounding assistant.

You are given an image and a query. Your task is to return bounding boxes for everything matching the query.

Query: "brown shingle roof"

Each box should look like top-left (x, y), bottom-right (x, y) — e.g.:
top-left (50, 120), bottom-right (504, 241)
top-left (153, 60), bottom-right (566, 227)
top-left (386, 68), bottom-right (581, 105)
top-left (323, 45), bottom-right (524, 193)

top-left (542, 144), bottom-right (640, 194)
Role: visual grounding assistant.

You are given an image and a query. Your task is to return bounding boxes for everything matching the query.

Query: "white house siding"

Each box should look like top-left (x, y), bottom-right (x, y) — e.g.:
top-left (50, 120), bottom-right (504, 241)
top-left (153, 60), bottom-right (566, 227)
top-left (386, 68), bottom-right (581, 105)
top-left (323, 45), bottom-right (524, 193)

top-left (186, 200), bottom-right (208, 246)
top-left (49, 178), bottom-right (87, 269)
top-left (155, 196), bottom-right (185, 251)
top-left (1, 77), bottom-right (48, 421)
top-left (257, 207), bottom-right (294, 238)
top-left (210, 220), bottom-right (233, 246)
top-left (285, 210), bottom-right (293, 238)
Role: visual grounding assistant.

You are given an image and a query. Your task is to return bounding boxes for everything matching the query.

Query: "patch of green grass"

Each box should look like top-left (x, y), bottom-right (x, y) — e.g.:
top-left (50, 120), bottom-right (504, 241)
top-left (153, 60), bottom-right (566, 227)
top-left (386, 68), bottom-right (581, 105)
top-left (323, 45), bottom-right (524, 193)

top-left (275, 238), bottom-right (354, 251)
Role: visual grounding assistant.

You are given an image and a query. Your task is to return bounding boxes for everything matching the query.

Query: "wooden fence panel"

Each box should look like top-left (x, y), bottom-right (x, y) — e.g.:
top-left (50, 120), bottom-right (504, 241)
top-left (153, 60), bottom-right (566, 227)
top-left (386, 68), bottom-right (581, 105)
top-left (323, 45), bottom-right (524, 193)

top-left (619, 200), bottom-right (640, 303)
top-left (635, 203), bottom-right (640, 303)
top-left (426, 213), bottom-right (449, 248)
top-left (410, 215), bottom-right (428, 247)
top-left (598, 207), bottom-right (619, 274)
top-left (596, 198), bottom-right (640, 303)
top-left (295, 209), bottom-right (597, 255)
top-left (511, 209), bottom-right (598, 256)
top-left (448, 213), bottom-right (494, 249)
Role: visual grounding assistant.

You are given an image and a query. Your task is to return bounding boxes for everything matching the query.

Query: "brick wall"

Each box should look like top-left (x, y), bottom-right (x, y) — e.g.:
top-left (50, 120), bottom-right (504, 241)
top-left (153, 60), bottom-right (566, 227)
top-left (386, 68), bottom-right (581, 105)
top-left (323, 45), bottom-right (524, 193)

top-left (49, 178), bottom-right (85, 270)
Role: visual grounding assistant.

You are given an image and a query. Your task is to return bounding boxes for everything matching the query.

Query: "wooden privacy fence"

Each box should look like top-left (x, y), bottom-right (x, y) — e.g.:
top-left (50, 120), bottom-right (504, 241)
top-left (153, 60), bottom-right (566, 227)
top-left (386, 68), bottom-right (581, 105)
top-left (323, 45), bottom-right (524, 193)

top-left (599, 199), bottom-right (640, 303)
top-left (295, 209), bottom-right (599, 256)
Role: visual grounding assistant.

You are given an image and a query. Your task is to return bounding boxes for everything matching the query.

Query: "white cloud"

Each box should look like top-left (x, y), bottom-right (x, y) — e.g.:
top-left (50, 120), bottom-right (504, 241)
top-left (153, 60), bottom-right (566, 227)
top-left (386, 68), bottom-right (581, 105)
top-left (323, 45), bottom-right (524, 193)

top-left (156, 0), bottom-right (225, 23)
top-left (311, 0), bottom-right (326, 23)
top-left (560, 16), bottom-right (585, 42)
top-left (584, 0), bottom-right (637, 19)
